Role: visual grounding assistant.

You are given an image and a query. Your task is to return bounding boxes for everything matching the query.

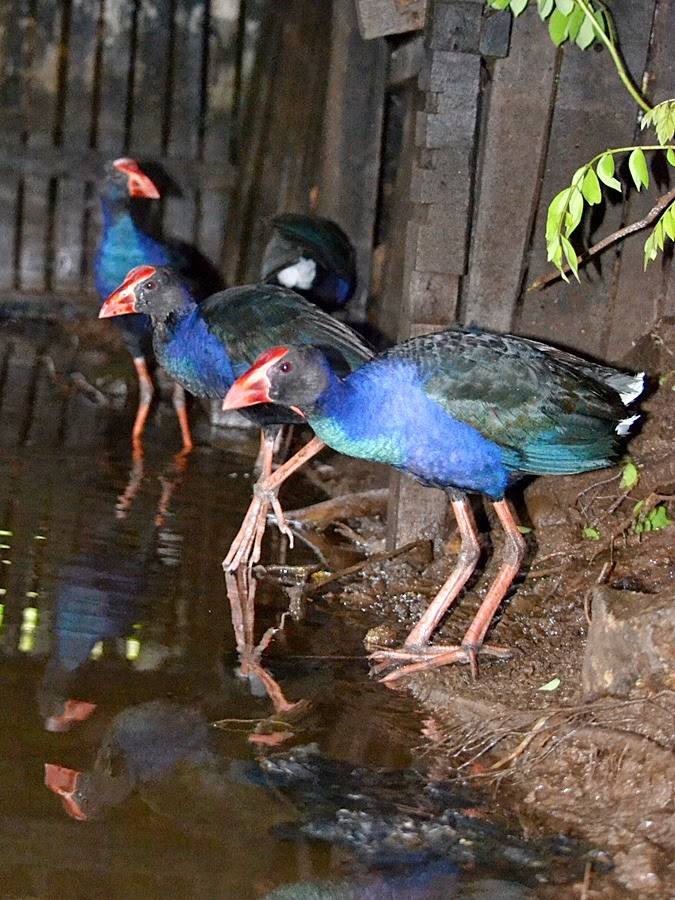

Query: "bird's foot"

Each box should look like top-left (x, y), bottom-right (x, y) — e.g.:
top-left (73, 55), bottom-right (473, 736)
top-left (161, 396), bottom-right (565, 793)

top-left (369, 642), bottom-right (513, 683)
top-left (223, 497), bottom-right (267, 572)
top-left (253, 482), bottom-right (295, 548)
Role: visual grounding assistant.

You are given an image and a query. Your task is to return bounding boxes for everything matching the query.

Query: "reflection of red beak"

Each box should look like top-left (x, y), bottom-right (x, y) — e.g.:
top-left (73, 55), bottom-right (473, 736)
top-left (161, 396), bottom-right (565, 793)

top-left (99, 264), bottom-right (156, 318)
top-left (113, 157), bottom-right (161, 199)
top-left (45, 699), bottom-right (97, 733)
top-left (44, 763), bottom-right (88, 821)
top-left (222, 347), bottom-right (289, 411)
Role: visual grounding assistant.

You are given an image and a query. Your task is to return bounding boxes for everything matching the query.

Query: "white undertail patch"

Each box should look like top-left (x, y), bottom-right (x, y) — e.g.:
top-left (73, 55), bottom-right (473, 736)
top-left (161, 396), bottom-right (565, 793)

top-left (276, 258), bottom-right (317, 290)
top-left (610, 371), bottom-right (645, 405)
top-left (616, 413), bottom-right (640, 436)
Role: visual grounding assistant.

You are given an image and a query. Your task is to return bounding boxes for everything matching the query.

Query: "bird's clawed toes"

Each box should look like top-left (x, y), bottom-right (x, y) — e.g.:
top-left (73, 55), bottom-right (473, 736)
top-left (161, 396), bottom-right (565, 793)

top-left (369, 642), bottom-right (514, 683)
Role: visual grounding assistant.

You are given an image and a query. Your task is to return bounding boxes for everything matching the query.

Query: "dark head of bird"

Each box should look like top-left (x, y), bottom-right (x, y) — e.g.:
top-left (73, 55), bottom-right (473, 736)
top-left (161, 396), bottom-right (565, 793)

top-left (105, 157), bottom-right (161, 201)
top-left (44, 763), bottom-right (132, 821)
top-left (99, 265), bottom-right (187, 323)
top-left (222, 345), bottom-right (330, 417)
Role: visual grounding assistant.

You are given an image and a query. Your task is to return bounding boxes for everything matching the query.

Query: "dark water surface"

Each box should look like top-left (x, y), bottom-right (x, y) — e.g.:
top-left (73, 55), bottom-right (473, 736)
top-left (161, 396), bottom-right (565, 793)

top-left (0, 322), bottom-right (589, 898)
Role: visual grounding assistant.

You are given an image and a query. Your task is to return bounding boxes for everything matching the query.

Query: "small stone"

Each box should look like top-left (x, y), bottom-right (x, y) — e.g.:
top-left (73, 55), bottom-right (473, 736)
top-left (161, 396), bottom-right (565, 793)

top-left (364, 624), bottom-right (399, 651)
top-left (582, 586), bottom-right (675, 698)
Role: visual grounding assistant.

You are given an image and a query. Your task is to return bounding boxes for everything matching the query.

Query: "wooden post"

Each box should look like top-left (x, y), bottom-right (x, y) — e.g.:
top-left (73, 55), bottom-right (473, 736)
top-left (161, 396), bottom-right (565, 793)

top-left (317, 2), bottom-right (389, 323)
top-left (386, 0), bottom-right (498, 548)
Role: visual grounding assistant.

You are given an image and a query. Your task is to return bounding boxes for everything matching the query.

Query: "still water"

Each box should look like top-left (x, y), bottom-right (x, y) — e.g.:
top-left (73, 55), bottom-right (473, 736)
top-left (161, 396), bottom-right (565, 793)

top-left (0, 322), bottom-right (592, 898)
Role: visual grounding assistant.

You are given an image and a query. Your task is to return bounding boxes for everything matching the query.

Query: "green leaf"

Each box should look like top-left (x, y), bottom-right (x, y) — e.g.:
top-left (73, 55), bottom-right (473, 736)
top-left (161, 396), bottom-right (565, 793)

top-left (561, 235), bottom-right (579, 278)
top-left (538, 0), bottom-right (554, 17)
top-left (547, 235), bottom-right (563, 268)
top-left (666, 147), bottom-right (675, 167)
top-left (575, 11), bottom-right (596, 49)
top-left (565, 189), bottom-right (585, 234)
top-left (549, 8), bottom-right (570, 45)
top-left (517, 524), bottom-right (533, 534)
top-left (648, 505), bottom-right (671, 530)
top-left (581, 167), bottom-right (602, 204)
top-left (583, 527), bottom-right (600, 540)
top-left (596, 153), bottom-right (621, 191)
top-left (571, 165), bottom-right (588, 188)
top-left (628, 148), bottom-right (649, 191)
top-left (554, 0), bottom-right (574, 14)
top-left (634, 503), bottom-right (672, 534)
top-left (567, 4), bottom-right (585, 41)
top-left (546, 188), bottom-right (571, 241)
top-left (488, 0), bottom-right (512, 9)
top-left (663, 206), bottom-right (675, 243)
top-left (620, 460), bottom-right (639, 489)
top-left (644, 230), bottom-right (659, 269)
top-left (591, 7), bottom-right (610, 37)
top-left (538, 677), bottom-right (561, 691)
top-left (510, 0), bottom-right (530, 14)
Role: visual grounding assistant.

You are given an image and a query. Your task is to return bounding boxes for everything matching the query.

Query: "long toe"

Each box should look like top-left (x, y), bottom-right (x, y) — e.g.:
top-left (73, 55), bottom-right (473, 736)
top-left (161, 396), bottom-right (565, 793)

top-left (371, 642), bottom-right (514, 683)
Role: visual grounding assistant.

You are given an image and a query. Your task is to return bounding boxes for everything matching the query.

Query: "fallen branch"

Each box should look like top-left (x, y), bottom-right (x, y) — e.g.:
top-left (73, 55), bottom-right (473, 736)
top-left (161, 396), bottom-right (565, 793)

top-left (283, 488), bottom-right (390, 531)
top-left (304, 538), bottom-right (433, 596)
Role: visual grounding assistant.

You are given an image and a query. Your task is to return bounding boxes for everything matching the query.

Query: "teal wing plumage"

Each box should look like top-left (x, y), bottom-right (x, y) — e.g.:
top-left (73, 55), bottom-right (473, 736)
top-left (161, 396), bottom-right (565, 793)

top-left (385, 329), bottom-right (630, 475)
top-left (199, 284), bottom-right (373, 377)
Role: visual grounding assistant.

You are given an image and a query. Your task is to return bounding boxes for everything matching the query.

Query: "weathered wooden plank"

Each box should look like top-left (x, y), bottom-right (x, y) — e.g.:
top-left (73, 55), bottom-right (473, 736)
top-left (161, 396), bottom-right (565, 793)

top-left (221, 3), bottom-right (284, 284)
top-left (318, 1), bottom-right (388, 322)
top-left (52, 0), bottom-right (100, 294)
top-left (225, 0), bottom-right (331, 286)
top-left (197, 0), bottom-right (240, 270)
top-left (162, 0), bottom-right (205, 248)
top-left (128, 0), bottom-right (173, 158)
top-left (604, 0), bottom-right (675, 360)
top-left (96, 0), bottom-right (135, 158)
top-left (412, 51), bottom-right (481, 282)
top-left (369, 83), bottom-right (418, 344)
top-left (0, 0), bottom-right (31, 290)
top-left (355, 0), bottom-right (428, 39)
top-left (462, 5), bottom-right (558, 331)
top-left (18, 0), bottom-right (63, 292)
top-left (517, 0), bottom-right (656, 358)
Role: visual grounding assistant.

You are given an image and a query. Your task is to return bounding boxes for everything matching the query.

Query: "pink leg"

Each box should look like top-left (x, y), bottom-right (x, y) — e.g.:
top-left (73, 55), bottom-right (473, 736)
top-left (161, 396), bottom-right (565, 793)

top-left (404, 498), bottom-right (481, 646)
top-left (223, 434), bottom-right (326, 572)
top-left (171, 382), bottom-right (193, 452)
top-left (372, 497), bottom-right (526, 682)
top-left (131, 357), bottom-right (154, 451)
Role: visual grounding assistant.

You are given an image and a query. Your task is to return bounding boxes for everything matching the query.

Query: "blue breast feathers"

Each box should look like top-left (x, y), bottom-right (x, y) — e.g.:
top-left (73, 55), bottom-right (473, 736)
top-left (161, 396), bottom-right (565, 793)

top-left (95, 215), bottom-right (181, 299)
top-left (311, 361), bottom-right (511, 499)
top-left (159, 309), bottom-right (235, 398)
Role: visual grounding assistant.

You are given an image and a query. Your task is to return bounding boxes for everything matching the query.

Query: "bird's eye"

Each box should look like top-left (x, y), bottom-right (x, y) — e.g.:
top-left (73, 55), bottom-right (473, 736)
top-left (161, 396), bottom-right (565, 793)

top-left (144, 280), bottom-right (156, 290)
top-left (279, 361), bottom-right (292, 374)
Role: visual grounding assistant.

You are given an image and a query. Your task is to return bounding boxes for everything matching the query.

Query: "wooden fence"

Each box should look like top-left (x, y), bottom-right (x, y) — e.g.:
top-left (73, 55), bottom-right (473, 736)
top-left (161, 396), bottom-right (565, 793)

top-left (0, 0), bottom-right (262, 303)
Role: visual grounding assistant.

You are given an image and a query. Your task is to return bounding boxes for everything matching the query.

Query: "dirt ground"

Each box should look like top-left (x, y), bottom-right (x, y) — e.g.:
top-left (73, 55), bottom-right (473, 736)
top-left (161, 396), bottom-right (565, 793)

top-left (288, 320), bottom-right (675, 898)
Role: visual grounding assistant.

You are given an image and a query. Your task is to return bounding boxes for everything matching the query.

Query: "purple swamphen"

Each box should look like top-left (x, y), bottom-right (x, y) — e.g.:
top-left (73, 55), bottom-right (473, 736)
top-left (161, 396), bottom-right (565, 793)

top-left (99, 265), bottom-right (373, 570)
top-left (222, 327), bottom-right (645, 680)
top-left (261, 213), bottom-right (357, 312)
top-left (95, 158), bottom-right (211, 451)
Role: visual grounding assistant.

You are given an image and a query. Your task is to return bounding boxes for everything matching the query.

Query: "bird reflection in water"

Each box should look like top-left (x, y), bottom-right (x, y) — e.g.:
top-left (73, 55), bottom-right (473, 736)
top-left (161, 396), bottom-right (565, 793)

top-left (37, 444), bottom-right (192, 731)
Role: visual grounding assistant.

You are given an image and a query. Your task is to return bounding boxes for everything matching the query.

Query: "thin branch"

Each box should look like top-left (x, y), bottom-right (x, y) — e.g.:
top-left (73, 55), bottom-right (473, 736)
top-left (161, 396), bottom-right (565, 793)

top-left (530, 185), bottom-right (675, 291)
